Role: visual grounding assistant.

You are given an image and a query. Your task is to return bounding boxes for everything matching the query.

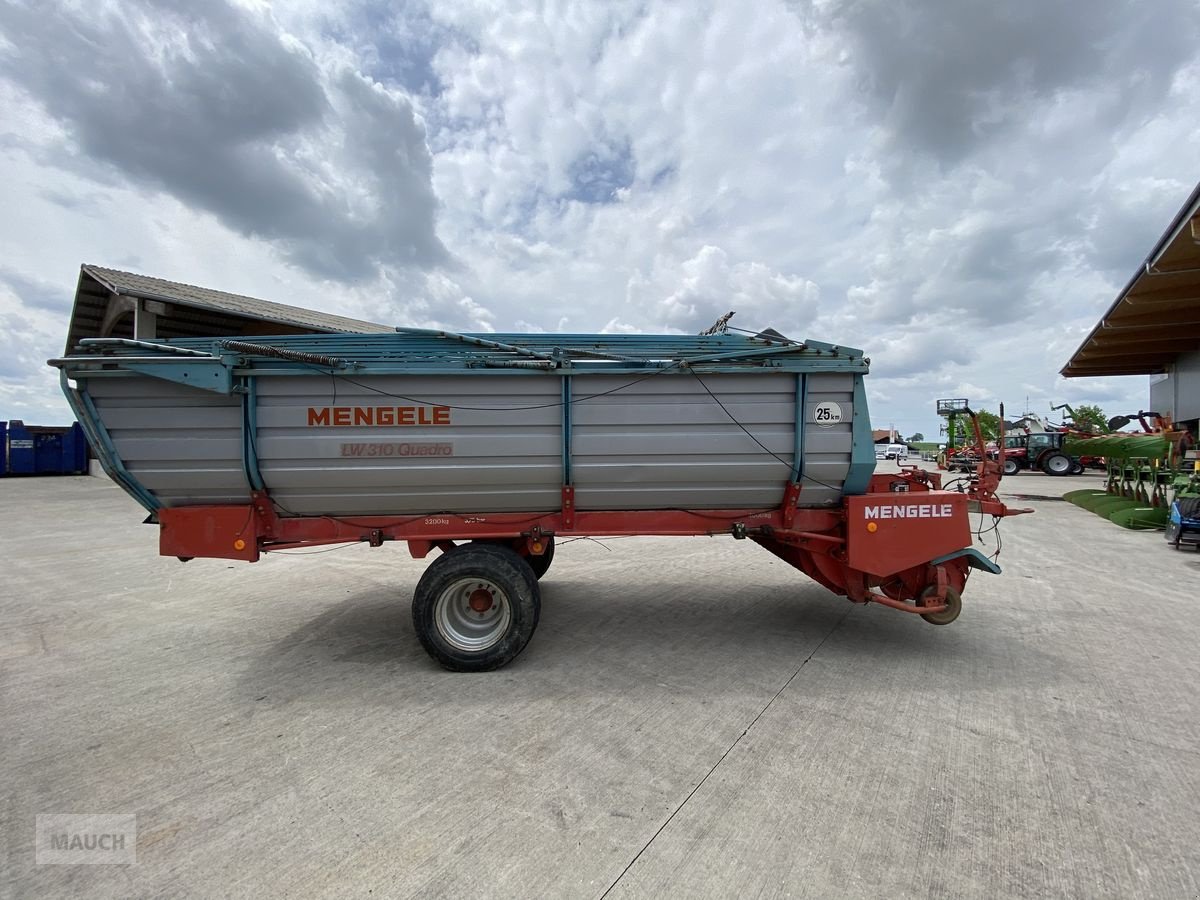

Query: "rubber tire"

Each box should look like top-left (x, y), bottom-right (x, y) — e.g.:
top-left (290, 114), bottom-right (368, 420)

top-left (918, 585), bottom-right (962, 626)
top-left (412, 543), bottom-right (541, 672)
top-left (1069, 460), bottom-right (1084, 475)
top-left (1002, 458), bottom-right (1020, 476)
top-left (1041, 453), bottom-right (1072, 476)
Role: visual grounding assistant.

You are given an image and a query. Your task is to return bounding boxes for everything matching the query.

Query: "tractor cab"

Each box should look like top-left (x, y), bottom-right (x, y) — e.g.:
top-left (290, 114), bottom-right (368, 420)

top-left (1002, 431), bottom-right (1080, 476)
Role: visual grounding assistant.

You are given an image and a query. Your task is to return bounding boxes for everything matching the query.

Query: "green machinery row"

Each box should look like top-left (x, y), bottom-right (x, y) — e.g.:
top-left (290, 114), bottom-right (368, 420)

top-left (1062, 433), bottom-right (1200, 547)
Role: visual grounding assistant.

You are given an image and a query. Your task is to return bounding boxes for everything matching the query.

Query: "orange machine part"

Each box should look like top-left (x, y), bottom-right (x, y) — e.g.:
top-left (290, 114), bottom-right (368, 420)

top-left (159, 506), bottom-right (260, 562)
top-left (845, 492), bottom-right (971, 577)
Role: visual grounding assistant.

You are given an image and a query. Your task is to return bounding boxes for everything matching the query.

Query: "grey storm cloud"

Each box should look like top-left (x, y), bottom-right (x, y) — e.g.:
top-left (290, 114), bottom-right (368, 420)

top-left (0, 0), bottom-right (449, 280)
top-left (0, 267), bottom-right (72, 314)
top-left (0, 309), bottom-right (54, 380)
top-left (808, 0), bottom-right (1200, 164)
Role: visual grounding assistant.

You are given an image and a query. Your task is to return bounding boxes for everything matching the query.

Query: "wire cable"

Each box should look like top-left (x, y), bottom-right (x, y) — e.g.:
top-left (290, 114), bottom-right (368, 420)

top-left (271, 543), bottom-right (366, 556)
top-left (686, 368), bottom-right (846, 493)
top-left (246, 355), bottom-right (850, 520)
top-left (305, 360), bottom-right (686, 411)
top-left (305, 358), bottom-right (849, 493)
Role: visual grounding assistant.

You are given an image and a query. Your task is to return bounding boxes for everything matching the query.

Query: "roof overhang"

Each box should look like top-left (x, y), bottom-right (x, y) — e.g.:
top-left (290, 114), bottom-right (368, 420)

top-left (1062, 182), bottom-right (1200, 378)
top-left (64, 265), bottom-right (391, 353)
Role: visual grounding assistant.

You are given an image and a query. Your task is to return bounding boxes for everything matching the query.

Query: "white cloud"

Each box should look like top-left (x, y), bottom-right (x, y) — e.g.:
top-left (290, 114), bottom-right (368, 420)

top-left (624, 245), bottom-right (820, 335)
top-left (0, 0), bottom-right (1194, 443)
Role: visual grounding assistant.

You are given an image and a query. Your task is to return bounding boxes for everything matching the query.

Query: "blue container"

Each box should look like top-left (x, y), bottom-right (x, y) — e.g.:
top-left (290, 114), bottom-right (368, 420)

top-left (62, 422), bottom-right (88, 473)
top-left (2, 421), bottom-right (89, 476)
top-left (34, 429), bottom-right (63, 473)
top-left (6, 420), bottom-right (35, 474)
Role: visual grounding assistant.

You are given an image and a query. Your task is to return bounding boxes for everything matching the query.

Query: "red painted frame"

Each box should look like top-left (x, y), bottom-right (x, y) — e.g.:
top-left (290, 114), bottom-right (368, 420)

top-left (157, 467), bottom-right (1027, 619)
top-left (159, 493), bottom-right (844, 561)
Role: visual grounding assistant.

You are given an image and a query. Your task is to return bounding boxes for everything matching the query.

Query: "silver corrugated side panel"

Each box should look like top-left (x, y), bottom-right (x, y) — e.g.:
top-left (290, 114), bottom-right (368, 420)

top-left (255, 375), bottom-right (562, 515)
top-left (799, 372), bottom-right (855, 506)
top-left (86, 376), bottom-right (246, 507)
top-left (81, 368), bottom-right (857, 515)
top-left (571, 372), bottom-right (796, 510)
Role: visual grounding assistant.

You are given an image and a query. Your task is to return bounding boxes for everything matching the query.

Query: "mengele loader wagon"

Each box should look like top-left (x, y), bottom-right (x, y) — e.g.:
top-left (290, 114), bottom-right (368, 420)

top-left (51, 329), bottom-right (1028, 671)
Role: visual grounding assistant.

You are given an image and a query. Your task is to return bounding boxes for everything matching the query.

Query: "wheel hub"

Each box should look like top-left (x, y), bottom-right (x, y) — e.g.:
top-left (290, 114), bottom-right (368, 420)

top-left (468, 588), bottom-right (494, 613)
top-left (434, 577), bottom-right (513, 652)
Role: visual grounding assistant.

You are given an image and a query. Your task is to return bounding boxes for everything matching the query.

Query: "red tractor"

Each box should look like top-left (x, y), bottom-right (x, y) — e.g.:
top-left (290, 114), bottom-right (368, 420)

top-left (1001, 432), bottom-right (1080, 475)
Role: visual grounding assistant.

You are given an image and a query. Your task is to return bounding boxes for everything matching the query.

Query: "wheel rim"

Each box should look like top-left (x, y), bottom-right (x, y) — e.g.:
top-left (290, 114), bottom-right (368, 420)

top-left (1003, 460), bottom-right (1018, 475)
top-left (1046, 455), bottom-right (1071, 474)
top-left (434, 577), bottom-right (512, 652)
top-left (918, 586), bottom-right (962, 625)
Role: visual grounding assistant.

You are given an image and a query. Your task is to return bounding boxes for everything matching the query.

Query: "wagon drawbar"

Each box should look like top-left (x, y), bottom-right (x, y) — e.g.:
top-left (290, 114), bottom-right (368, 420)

top-left (51, 329), bottom-right (1029, 671)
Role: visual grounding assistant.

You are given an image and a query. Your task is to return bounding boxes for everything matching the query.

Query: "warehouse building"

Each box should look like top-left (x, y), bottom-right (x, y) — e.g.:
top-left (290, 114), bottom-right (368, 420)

top-left (1062, 183), bottom-right (1200, 438)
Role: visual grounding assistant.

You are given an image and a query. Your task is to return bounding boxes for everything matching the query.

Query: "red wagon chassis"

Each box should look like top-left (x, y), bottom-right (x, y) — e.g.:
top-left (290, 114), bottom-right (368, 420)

top-left (160, 467), bottom-right (1024, 620)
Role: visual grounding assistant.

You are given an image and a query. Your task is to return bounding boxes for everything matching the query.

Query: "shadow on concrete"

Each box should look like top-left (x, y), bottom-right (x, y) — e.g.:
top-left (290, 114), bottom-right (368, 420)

top-left (231, 572), bottom-right (1057, 710)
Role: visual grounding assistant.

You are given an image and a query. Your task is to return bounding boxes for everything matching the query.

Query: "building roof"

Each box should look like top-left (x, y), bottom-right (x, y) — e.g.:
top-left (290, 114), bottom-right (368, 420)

top-left (65, 264), bottom-right (391, 352)
top-left (1062, 182), bottom-right (1200, 377)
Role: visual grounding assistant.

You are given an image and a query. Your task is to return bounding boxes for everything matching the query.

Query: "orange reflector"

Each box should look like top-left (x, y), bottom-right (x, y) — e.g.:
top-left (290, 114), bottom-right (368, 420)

top-left (233, 539), bottom-right (246, 550)
top-left (866, 522), bottom-right (878, 533)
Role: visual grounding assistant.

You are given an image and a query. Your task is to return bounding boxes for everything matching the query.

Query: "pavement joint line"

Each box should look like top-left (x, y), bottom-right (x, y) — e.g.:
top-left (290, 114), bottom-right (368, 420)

top-left (598, 605), bottom-right (855, 898)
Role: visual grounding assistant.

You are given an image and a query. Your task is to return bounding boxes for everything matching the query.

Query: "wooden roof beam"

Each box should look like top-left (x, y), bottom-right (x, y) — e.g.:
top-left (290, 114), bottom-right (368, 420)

top-left (1070, 347), bottom-right (1177, 361)
top-left (1083, 336), bottom-right (1200, 354)
top-left (1062, 362), bottom-right (1169, 376)
top-left (1090, 324), bottom-right (1200, 343)
top-left (1103, 310), bottom-right (1200, 330)
top-left (1125, 282), bottom-right (1200, 304)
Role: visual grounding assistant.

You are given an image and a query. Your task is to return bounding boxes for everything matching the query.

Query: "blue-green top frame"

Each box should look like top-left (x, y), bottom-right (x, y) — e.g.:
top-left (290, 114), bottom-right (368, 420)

top-left (49, 330), bottom-right (878, 513)
top-left (51, 330), bottom-right (869, 383)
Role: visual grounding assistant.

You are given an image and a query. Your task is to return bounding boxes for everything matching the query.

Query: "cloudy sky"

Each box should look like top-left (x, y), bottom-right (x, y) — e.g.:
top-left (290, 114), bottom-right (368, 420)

top-left (1, 0), bottom-right (1197, 439)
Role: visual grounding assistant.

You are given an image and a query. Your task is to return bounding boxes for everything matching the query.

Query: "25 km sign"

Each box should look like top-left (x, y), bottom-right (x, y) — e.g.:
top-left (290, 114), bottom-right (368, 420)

top-left (812, 401), bottom-right (843, 427)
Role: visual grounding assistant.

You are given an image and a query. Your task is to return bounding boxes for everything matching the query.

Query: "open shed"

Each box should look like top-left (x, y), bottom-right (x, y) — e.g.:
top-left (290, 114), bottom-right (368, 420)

top-left (1062, 183), bottom-right (1200, 431)
top-left (64, 264), bottom-right (391, 353)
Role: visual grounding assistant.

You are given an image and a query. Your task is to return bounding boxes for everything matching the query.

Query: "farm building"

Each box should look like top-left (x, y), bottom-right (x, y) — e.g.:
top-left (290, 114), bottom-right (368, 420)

top-left (1062, 182), bottom-right (1200, 438)
top-left (63, 264), bottom-right (390, 352)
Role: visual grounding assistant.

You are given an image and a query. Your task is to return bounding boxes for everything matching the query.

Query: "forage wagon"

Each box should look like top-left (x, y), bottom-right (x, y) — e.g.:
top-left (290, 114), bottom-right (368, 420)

top-left (51, 328), bottom-right (1025, 670)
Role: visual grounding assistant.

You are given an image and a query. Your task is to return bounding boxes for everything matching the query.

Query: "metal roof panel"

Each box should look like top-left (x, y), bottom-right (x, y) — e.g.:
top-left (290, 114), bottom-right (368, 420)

top-left (79, 265), bottom-right (392, 335)
top-left (1062, 183), bottom-right (1200, 377)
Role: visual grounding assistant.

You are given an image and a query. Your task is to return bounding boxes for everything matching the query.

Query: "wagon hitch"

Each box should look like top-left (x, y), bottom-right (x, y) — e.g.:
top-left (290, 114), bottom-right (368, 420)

top-left (867, 592), bottom-right (947, 615)
top-left (862, 563), bottom-right (963, 623)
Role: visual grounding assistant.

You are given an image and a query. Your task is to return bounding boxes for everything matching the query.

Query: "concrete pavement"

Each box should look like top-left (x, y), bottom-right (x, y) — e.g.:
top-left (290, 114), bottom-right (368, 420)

top-left (1, 470), bottom-right (1198, 898)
